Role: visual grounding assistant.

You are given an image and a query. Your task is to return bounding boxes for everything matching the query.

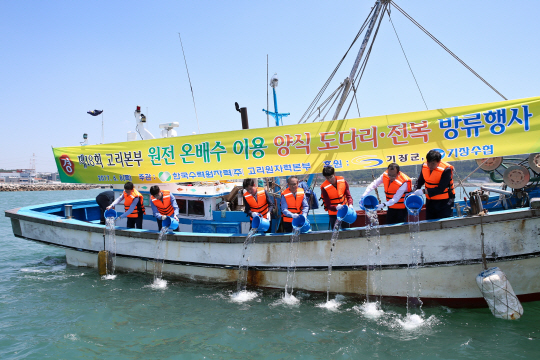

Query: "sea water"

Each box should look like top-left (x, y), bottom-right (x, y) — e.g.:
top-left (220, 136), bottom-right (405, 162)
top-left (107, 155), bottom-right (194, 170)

top-left (102, 217), bottom-right (117, 280)
top-left (365, 209), bottom-right (383, 311)
top-left (407, 209), bottom-right (422, 313)
top-left (283, 228), bottom-right (301, 303)
top-left (232, 228), bottom-right (258, 303)
top-left (1, 189), bottom-right (540, 358)
top-left (149, 226), bottom-right (169, 290)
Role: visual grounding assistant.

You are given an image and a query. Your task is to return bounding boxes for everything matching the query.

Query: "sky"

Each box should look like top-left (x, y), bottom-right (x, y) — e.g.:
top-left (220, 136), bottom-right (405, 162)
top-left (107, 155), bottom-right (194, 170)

top-left (1, 0), bottom-right (539, 172)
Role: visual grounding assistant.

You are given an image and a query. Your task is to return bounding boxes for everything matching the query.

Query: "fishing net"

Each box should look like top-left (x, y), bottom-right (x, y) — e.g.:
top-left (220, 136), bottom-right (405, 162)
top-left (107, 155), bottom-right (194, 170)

top-left (476, 267), bottom-right (523, 320)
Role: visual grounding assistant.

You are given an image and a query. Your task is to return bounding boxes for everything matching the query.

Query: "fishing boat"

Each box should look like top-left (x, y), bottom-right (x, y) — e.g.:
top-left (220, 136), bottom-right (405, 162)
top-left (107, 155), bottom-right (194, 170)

top-left (5, 0), bottom-right (540, 308)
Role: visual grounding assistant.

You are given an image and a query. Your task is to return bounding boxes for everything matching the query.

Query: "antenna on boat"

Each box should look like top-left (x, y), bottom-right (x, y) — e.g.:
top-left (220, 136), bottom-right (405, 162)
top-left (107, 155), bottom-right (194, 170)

top-left (178, 32), bottom-right (201, 134)
top-left (262, 73), bottom-right (290, 126)
top-left (266, 55), bottom-right (270, 128)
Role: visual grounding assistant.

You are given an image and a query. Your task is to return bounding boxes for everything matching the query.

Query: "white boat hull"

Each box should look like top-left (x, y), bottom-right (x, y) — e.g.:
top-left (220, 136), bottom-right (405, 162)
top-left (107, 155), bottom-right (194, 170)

top-left (7, 201), bottom-right (540, 307)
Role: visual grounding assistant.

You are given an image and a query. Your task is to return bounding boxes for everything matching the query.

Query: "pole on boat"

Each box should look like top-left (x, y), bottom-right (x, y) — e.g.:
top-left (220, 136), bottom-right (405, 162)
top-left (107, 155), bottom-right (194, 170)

top-left (332, 0), bottom-right (383, 120)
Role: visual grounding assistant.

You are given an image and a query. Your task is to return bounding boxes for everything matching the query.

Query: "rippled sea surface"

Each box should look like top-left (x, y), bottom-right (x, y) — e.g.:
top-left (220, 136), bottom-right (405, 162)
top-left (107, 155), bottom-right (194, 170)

top-left (1, 189), bottom-right (540, 359)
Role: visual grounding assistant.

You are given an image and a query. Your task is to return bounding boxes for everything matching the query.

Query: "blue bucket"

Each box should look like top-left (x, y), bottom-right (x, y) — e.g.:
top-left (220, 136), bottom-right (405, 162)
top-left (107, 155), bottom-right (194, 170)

top-left (162, 216), bottom-right (179, 230)
top-left (337, 205), bottom-right (357, 223)
top-left (104, 209), bottom-right (117, 218)
top-left (252, 215), bottom-right (270, 232)
top-left (360, 195), bottom-right (379, 210)
top-left (405, 194), bottom-right (424, 214)
top-left (292, 214), bottom-right (311, 233)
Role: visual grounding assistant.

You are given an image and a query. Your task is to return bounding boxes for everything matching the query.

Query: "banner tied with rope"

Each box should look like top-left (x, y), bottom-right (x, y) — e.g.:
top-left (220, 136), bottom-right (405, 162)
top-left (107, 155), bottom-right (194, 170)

top-left (53, 96), bottom-right (540, 184)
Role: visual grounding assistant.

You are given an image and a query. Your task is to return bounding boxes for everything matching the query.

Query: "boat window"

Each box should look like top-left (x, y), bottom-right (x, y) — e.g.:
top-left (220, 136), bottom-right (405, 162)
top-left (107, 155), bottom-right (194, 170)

top-left (177, 199), bottom-right (187, 214)
top-left (188, 200), bottom-right (205, 216)
top-left (143, 195), bottom-right (150, 207)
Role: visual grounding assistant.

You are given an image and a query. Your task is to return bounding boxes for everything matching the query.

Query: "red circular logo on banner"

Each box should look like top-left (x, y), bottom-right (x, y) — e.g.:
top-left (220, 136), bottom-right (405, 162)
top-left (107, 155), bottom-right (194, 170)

top-left (59, 154), bottom-right (75, 176)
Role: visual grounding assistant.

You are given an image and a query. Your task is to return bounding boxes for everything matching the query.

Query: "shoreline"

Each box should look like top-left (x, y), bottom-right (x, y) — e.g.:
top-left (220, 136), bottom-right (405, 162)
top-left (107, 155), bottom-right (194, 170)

top-left (0, 184), bottom-right (107, 192)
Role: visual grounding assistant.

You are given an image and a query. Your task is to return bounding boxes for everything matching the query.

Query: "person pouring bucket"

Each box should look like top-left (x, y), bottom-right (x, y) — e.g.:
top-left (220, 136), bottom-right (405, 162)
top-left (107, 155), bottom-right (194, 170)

top-left (149, 185), bottom-right (180, 231)
top-left (361, 163), bottom-right (412, 224)
top-left (320, 166), bottom-right (354, 229)
top-left (243, 178), bottom-right (274, 233)
top-left (412, 149), bottom-right (455, 220)
top-left (281, 176), bottom-right (309, 233)
top-left (106, 182), bottom-right (145, 229)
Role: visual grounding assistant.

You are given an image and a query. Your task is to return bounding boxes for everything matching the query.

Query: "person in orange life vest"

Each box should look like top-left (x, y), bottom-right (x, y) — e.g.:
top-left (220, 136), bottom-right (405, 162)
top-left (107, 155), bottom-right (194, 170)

top-left (412, 149), bottom-right (456, 220)
top-left (149, 185), bottom-right (179, 231)
top-left (106, 181), bottom-right (145, 229)
top-left (320, 166), bottom-right (354, 230)
top-left (281, 176), bottom-right (309, 233)
top-left (242, 178), bottom-right (274, 232)
top-left (361, 163), bottom-right (412, 224)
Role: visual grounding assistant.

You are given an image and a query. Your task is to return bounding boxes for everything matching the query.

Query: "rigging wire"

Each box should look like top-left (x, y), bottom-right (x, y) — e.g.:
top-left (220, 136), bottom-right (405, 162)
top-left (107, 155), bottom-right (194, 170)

top-left (342, 2), bottom-right (388, 120)
top-left (388, 7), bottom-right (428, 110)
top-left (178, 33), bottom-right (201, 134)
top-left (297, 6), bottom-right (375, 124)
top-left (390, 1), bottom-right (507, 100)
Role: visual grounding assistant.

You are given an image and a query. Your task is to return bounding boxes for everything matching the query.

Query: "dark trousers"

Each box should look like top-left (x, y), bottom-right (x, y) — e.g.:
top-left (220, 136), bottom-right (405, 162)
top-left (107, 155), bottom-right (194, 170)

top-left (426, 199), bottom-right (454, 220)
top-left (127, 214), bottom-right (144, 229)
top-left (329, 215), bottom-right (351, 230)
top-left (386, 208), bottom-right (408, 224)
top-left (282, 221), bottom-right (293, 233)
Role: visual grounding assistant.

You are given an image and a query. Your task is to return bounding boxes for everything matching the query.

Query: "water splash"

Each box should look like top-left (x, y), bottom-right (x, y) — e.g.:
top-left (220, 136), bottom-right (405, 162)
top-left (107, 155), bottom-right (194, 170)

top-left (230, 290), bottom-right (259, 303)
top-left (270, 292), bottom-right (300, 307)
top-left (317, 294), bottom-right (345, 311)
top-left (284, 228), bottom-right (301, 298)
top-left (325, 219), bottom-right (342, 303)
top-left (153, 226), bottom-right (169, 285)
top-left (101, 274), bottom-right (117, 280)
top-left (406, 209), bottom-right (423, 313)
top-left (149, 277), bottom-right (168, 290)
top-left (364, 210), bottom-right (382, 304)
top-left (105, 217), bottom-right (117, 276)
top-left (395, 313), bottom-right (438, 331)
top-left (236, 228), bottom-right (258, 293)
top-left (355, 301), bottom-right (384, 319)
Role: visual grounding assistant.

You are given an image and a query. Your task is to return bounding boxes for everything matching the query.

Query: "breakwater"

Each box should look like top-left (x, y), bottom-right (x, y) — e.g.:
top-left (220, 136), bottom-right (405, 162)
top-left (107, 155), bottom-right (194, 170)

top-left (0, 183), bottom-right (104, 192)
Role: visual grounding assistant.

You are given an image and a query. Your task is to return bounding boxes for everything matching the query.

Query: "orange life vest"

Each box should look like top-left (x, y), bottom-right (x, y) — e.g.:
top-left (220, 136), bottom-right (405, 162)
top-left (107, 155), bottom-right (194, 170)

top-left (320, 176), bottom-right (347, 215)
top-left (243, 187), bottom-right (269, 220)
top-left (151, 190), bottom-right (175, 216)
top-left (383, 171), bottom-right (412, 209)
top-left (281, 188), bottom-right (305, 223)
top-left (421, 161), bottom-right (456, 200)
top-left (124, 188), bottom-right (146, 218)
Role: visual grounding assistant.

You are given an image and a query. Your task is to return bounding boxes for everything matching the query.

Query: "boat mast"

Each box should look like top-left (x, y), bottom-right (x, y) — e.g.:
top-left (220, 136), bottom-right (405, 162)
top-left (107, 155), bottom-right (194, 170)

top-left (332, 0), bottom-right (384, 120)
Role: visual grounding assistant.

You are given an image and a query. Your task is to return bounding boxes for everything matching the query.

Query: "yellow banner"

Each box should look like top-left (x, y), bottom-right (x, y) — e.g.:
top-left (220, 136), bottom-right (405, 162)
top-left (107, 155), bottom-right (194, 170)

top-left (53, 96), bottom-right (540, 184)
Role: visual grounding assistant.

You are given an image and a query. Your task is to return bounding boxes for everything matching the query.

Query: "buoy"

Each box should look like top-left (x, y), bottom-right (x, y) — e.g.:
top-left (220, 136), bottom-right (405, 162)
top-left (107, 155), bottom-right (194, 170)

top-left (98, 250), bottom-right (113, 276)
top-left (476, 267), bottom-right (523, 320)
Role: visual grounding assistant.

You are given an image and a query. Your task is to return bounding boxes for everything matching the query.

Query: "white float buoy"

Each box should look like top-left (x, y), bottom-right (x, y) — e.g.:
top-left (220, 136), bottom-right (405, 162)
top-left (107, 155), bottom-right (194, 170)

top-left (476, 267), bottom-right (523, 320)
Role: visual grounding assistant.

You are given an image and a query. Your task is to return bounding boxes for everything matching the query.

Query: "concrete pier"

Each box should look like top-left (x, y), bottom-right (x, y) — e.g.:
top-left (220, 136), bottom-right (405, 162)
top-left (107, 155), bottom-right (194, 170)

top-left (0, 183), bottom-right (105, 192)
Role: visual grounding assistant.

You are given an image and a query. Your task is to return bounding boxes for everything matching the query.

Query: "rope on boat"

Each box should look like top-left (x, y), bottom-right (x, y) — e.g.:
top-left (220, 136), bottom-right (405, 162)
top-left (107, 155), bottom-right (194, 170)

top-left (390, 1), bottom-right (507, 100)
top-left (387, 7), bottom-right (428, 110)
